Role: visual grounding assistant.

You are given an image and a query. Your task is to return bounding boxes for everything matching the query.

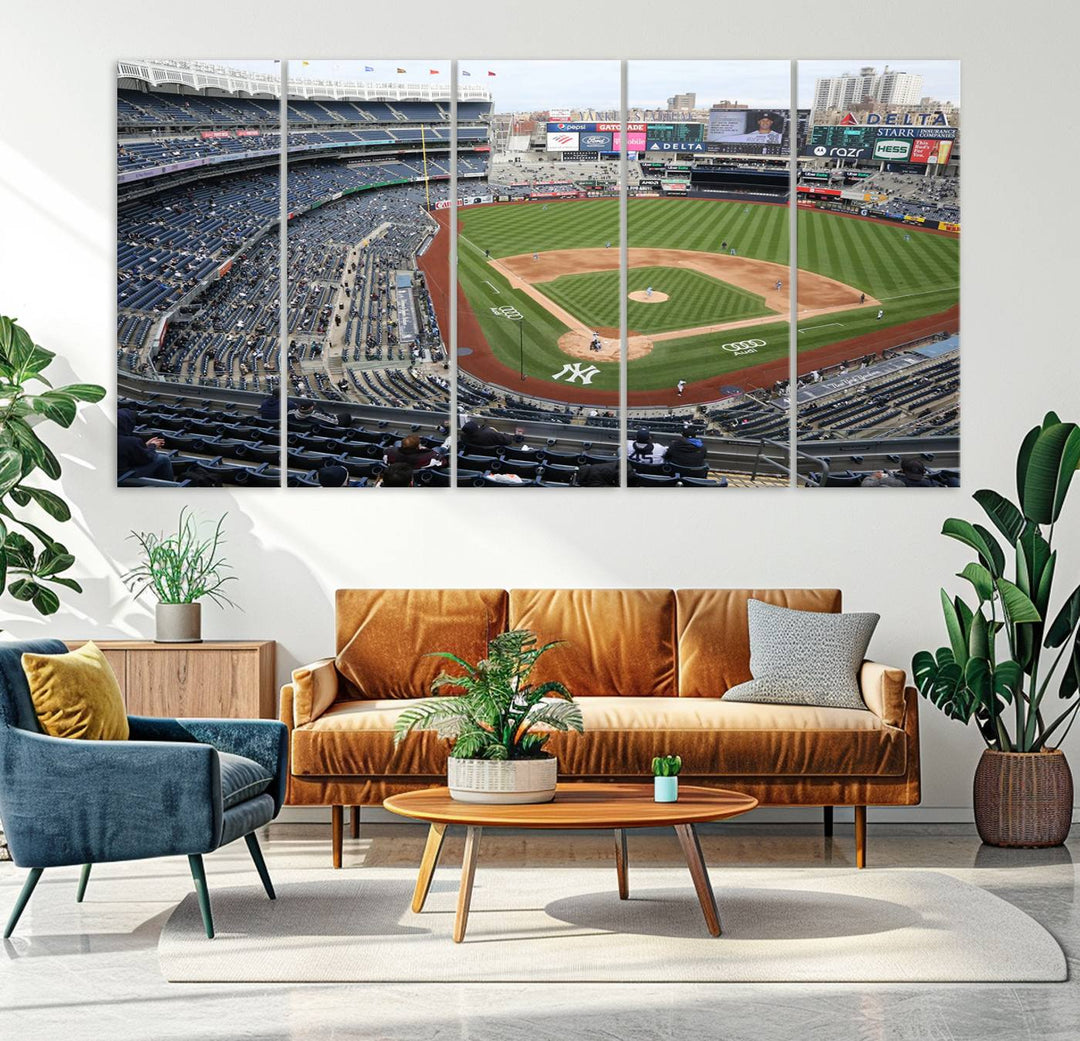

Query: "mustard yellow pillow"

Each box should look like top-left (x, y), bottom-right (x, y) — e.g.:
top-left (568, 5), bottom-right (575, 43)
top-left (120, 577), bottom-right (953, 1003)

top-left (22, 641), bottom-right (129, 741)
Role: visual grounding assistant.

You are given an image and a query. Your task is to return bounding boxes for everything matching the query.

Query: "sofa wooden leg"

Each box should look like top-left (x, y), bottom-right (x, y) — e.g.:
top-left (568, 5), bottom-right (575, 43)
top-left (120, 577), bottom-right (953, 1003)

top-left (854, 806), bottom-right (867, 868)
top-left (350, 806), bottom-right (361, 839)
top-left (332, 805), bottom-right (344, 869)
top-left (823, 806), bottom-right (834, 838)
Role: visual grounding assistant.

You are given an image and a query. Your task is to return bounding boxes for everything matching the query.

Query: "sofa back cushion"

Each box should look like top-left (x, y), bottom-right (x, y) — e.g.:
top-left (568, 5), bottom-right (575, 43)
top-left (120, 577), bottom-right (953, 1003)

top-left (509, 589), bottom-right (677, 697)
top-left (676, 589), bottom-right (842, 697)
top-left (335, 589), bottom-right (508, 699)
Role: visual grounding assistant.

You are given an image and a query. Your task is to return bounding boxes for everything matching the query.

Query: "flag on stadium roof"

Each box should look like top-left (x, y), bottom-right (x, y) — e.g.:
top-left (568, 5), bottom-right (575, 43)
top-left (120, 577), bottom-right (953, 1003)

top-left (301, 61), bottom-right (309, 66)
top-left (462, 70), bottom-right (472, 77)
top-left (396, 67), bottom-right (406, 74)
top-left (364, 65), bottom-right (374, 72)
top-left (487, 70), bottom-right (496, 77)
top-left (429, 68), bottom-right (440, 74)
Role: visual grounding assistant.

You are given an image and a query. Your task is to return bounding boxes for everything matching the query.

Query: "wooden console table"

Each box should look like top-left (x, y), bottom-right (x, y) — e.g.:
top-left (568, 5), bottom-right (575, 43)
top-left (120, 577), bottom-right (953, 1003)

top-left (64, 640), bottom-right (276, 719)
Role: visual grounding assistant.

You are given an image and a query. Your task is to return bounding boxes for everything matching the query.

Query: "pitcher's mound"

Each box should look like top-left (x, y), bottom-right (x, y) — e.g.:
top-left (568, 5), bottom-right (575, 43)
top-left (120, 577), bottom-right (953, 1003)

top-left (558, 330), bottom-right (654, 361)
top-left (629, 290), bottom-right (669, 303)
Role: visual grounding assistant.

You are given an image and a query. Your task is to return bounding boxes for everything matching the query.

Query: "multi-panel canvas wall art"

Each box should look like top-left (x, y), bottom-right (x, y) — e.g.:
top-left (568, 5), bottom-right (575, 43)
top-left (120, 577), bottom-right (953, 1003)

top-left (116, 58), bottom-right (959, 488)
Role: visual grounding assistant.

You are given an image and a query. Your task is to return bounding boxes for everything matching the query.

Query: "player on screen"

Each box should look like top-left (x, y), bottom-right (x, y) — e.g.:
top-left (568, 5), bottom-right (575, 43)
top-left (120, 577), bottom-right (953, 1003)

top-left (721, 113), bottom-right (783, 145)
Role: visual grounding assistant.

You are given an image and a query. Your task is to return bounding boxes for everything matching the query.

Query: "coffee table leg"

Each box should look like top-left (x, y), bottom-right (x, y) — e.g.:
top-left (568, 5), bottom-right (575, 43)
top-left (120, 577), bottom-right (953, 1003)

top-left (453, 825), bottom-right (482, 943)
top-left (411, 823), bottom-right (448, 913)
top-left (614, 829), bottom-right (629, 899)
top-left (674, 823), bottom-right (721, 937)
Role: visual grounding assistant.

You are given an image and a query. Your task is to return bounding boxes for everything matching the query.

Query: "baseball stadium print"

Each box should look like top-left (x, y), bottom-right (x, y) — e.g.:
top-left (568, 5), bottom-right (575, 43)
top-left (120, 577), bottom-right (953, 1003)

top-left (115, 57), bottom-right (959, 490)
top-left (792, 60), bottom-right (960, 489)
top-left (453, 60), bottom-right (623, 489)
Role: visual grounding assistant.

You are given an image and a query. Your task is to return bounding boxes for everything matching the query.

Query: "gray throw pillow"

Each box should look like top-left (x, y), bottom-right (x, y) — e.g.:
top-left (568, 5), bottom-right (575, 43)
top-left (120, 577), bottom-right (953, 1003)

top-left (723, 599), bottom-right (879, 710)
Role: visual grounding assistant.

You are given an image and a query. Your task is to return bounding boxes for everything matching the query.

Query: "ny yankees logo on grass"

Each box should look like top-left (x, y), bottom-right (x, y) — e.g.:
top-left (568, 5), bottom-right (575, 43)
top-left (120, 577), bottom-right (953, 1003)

top-left (552, 362), bottom-right (601, 385)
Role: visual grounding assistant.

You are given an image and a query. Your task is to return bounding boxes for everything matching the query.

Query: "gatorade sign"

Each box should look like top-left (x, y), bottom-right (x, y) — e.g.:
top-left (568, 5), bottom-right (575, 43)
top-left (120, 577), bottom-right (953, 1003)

top-left (873, 139), bottom-right (912, 161)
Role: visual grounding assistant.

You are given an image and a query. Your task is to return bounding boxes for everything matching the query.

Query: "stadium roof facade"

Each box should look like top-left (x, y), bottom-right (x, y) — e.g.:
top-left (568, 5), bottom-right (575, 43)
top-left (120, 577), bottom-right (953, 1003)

top-left (117, 59), bottom-right (491, 103)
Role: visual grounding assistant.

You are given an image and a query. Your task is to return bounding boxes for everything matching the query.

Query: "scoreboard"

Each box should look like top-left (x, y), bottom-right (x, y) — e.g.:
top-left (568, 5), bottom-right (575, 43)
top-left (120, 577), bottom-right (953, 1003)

top-left (646, 123), bottom-right (704, 144)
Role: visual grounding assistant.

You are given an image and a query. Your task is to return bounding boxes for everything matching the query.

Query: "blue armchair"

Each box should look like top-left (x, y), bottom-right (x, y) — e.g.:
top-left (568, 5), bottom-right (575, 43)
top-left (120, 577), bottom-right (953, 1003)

top-left (0, 639), bottom-right (288, 939)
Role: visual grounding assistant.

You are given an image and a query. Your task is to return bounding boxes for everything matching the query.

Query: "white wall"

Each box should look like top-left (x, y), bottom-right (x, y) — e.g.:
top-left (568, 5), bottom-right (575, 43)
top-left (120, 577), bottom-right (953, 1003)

top-left (2, 0), bottom-right (1078, 821)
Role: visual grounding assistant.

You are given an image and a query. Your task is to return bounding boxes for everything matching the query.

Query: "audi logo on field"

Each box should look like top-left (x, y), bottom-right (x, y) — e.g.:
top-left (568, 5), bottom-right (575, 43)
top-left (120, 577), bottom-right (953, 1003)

top-left (721, 339), bottom-right (765, 355)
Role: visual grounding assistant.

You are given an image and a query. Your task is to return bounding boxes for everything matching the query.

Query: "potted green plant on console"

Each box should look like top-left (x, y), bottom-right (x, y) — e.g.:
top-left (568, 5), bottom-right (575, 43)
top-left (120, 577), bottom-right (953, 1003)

top-left (125, 508), bottom-right (237, 643)
top-left (913, 411), bottom-right (1080, 847)
top-left (393, 629), bottom-right (584, 803)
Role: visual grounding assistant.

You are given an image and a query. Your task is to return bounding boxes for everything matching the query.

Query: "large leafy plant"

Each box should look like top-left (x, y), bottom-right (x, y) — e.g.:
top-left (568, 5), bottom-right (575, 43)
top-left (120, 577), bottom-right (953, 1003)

top-left (125, 508), bottom-right (237, 606)
top-left (913, 412), bottom-right (1080, 752)
top-left (0, 316), bottom-right (105, 616)
top-left (393, 629), bottom-right (584, 760)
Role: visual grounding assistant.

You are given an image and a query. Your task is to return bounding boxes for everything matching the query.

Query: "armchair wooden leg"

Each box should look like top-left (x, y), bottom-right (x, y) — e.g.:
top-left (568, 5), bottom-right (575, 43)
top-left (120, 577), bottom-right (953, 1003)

top-left (823, 806), bottom-right (834, 838)
top-left (332, 805), bottom-right (344, 869)
top-left (854, 805), bottom-right (867, 869)
top-left (244, 832), bottom-right (276, 900)
top-left (188, 854), bottom-right (215, 939)
top-left (350, 806), bottom-right (361, 839)
top-left (76, 864), bottom-right (92, 903)
top-left (4, 868), bottom-right (43, 939)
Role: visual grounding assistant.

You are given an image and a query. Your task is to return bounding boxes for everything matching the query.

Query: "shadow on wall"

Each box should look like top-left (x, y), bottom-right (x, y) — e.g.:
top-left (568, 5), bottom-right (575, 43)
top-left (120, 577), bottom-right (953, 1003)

top-left (4, 354), bottom-right (327, 691)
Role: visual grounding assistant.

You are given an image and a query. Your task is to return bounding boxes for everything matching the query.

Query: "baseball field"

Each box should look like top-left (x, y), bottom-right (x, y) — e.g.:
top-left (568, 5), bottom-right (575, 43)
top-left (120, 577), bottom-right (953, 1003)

top-left (449, 197), bottom-right (960, 404)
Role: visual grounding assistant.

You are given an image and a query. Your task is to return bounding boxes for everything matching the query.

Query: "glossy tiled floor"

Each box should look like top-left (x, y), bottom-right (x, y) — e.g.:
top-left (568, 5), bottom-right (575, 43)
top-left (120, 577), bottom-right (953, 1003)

top-left (2, 822), bottom-right (1078, 1040)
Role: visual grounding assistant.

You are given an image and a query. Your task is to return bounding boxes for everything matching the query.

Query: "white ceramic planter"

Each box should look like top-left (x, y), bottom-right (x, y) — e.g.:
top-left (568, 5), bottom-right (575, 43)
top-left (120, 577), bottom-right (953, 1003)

top-left (447, 756), bottom-right (558, 804)
top-left (155, 602), bottom-right (202, 643)
top-left (654, 776), bottom-right (679, 802)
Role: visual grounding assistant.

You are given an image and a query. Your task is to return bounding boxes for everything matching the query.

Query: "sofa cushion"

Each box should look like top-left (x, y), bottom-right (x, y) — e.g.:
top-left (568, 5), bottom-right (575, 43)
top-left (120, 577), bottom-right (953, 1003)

top-left (722, 599), bottom-right (879, 711)
top-left (508, 589), bottom-right (677, 697)
top-left (335, 589), bottom-right (508, 699)
top-left (218, 750), bottom-right (274, 809)
top-left (290, 696), bottom-right (904, 779)
top-left (676, 589), bottom-right (842, 697)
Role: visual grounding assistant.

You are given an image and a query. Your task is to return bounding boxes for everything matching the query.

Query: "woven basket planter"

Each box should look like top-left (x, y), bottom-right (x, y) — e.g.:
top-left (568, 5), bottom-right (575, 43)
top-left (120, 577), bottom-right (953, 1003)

top-left (973, 749), bottom-right (1073, 848)
top-left (447, 756), bottom-right (557, 804)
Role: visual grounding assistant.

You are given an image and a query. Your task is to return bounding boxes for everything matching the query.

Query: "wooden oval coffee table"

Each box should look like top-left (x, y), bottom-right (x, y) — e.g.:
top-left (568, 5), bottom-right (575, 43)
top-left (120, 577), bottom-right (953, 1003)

top-left (384, 782), bottom-right (758, 942)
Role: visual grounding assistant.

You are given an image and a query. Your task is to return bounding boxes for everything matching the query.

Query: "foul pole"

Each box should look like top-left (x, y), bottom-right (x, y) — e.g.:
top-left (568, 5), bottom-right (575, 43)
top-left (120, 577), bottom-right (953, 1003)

top-left (421, 124), bottom-right (432, 211)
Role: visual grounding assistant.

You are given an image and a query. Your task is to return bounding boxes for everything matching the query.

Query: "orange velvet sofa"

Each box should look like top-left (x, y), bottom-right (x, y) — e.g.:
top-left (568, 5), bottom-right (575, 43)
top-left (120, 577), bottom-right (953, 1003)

top-left (280, 589), bottom-right (920, 867)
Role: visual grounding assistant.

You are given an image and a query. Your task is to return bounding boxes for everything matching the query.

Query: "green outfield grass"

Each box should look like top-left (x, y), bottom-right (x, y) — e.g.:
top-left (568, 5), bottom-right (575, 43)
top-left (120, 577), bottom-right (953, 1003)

top-left (537, 267), bottom-right (773, 335)
top-left (456, 198), bottom-right (959, 393)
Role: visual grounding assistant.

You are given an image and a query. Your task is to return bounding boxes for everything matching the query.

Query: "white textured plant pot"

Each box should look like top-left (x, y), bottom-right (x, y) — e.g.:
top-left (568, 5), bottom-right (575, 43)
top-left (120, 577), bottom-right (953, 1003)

top-left (155, 602), bottom-right (202, 643)
top-left (447, 756), bottom-right (557, 804)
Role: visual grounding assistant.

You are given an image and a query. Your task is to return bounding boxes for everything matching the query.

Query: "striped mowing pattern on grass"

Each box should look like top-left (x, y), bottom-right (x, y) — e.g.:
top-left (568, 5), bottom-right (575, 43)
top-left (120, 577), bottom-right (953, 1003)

top-left (537, 266), bottom-right (772, 335)
top-left (456, 197), bottom-right (958, 396)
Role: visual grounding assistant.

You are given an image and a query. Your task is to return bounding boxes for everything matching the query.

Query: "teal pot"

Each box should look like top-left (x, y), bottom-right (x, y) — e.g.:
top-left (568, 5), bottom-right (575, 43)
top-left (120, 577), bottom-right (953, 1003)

top-left (654, 776), bottom-right (679, 803)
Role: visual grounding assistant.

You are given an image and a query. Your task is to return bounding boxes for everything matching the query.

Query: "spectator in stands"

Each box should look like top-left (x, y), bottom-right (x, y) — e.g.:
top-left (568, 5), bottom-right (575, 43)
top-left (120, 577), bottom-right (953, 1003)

top-left (317, 463), bottom-right (350, 487)
top-left (627, 427), bottom-right (665, 464)
top-left (461, 418), bottom-right (512, 449)
top-left (577, 460), bottom-right (619, 486)
top-left (861, 470), bottom-right (905, 488)
top-left (898, 458), bottom-right (934, 488)
top-left (379, 462), bottom-right (414, 487)
top-left (117, 408), bottom-right (175, 481)
top-left (259, 393), bottom-right (280, 421)
top-left (386, 434), bottom-right (439, 469)
top-left (663, 430), bottom-right (707, 470)
top-left (289, 401), bottom-right (338, 428)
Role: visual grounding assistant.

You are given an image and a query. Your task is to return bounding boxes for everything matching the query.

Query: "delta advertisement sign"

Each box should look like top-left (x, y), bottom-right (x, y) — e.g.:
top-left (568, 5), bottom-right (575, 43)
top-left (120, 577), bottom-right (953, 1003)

top-left (544, 122), bottom-right (648, 153)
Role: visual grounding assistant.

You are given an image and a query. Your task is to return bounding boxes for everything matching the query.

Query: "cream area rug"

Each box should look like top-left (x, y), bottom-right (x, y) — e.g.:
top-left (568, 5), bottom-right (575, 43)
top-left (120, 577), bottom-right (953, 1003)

top-left (158, 868), bottom-right (1066, 983)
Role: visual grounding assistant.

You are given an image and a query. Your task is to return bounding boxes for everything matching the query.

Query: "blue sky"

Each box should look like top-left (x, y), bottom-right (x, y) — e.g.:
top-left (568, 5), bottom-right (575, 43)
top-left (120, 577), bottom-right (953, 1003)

top-left (180, 58), bottom-right (960, 112)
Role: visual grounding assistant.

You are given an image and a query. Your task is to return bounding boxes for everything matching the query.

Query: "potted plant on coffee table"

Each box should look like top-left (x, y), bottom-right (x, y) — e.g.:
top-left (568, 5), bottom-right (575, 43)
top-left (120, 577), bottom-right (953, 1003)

top-left (393, 629), bottom-right (584, 804)
top-left (913, 411), bottom-right (1080, 847)
top-left (652, 755), bottom-right (682, 803)
top-left (125, 508), bottom-right (237, 643)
